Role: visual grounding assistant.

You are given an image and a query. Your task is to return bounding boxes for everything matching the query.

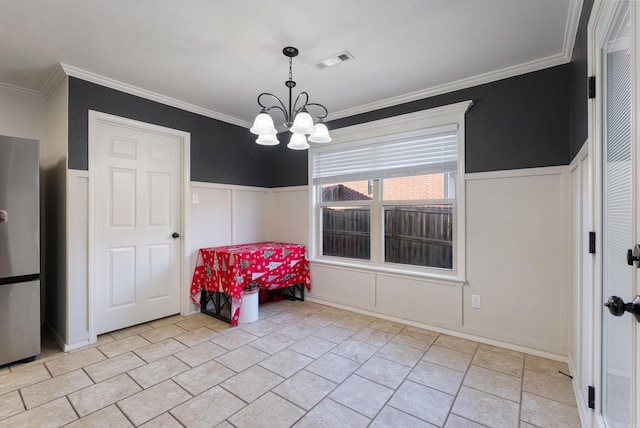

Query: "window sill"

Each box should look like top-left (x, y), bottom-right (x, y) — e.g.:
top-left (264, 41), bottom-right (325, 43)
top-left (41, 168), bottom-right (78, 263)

top-left (308, 256), bottom-right (466, 287)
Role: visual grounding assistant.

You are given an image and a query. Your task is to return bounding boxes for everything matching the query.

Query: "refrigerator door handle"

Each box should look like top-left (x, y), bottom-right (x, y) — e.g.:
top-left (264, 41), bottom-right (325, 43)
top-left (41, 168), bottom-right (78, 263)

top-left (0, 274), bottom-right (40, 286)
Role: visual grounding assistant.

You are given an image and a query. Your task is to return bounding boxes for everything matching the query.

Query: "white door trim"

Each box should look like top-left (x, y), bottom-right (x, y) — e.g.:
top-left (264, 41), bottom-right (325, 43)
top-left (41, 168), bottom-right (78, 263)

top-left (587, 3), bottom-right (606, 426)
top-left (588, 1), bottom-right (639, 426)
top-left (87, 110), bottom-right (191, 342)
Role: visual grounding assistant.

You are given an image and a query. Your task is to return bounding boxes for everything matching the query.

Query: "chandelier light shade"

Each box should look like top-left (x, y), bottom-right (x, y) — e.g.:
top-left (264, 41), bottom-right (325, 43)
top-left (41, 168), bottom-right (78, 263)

top-left (250, 111), bottom-right (277, 135)
top-left (308, 122), bottom-right (331, 143)
top-left (250, 46), bottom-right (332, 149)
top-left (287, 133), bottom-right (310, 150)
top-left (255, 134), bottom-right (280, 146)
top-left (290, 109), bottom-right (316, 134)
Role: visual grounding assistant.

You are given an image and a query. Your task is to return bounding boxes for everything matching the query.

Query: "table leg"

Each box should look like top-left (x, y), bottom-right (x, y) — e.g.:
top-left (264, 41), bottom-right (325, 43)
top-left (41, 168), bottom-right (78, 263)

top-left (200, 290), bottom-right (233, 323)
top-left (283, 284), bottom-right (305, 301)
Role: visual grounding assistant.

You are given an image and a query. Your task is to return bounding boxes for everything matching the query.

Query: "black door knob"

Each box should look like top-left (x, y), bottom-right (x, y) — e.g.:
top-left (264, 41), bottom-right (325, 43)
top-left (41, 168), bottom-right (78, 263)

top-left (627, 244), bottom-right (640, 267)
top-left (172, 232), bottom-right (180, 239)
top-left (605, 295), bottom-right (640, 323)
top-left (604, 296), bottom-right (626, 316)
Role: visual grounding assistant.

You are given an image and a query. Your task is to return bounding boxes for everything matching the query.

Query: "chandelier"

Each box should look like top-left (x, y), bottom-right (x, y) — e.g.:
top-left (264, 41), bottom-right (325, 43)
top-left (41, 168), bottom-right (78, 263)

top-left (250, 46), bottom-right (332, 150)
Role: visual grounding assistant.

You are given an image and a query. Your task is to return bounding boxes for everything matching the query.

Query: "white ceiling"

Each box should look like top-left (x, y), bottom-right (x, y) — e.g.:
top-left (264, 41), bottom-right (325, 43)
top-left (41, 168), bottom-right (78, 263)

top-left (0, 0), bottom-right (582, 128)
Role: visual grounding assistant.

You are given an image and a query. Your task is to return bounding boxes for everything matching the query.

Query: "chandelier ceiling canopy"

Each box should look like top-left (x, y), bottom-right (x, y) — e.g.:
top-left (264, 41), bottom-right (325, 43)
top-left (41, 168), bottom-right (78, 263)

top-left (250, 47), bottom-right (332, 150)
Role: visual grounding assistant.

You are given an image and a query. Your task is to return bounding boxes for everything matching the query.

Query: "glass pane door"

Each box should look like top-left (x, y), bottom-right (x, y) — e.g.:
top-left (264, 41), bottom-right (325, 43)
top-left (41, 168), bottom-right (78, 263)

top-left (601, 2), bottom-right (633, 426)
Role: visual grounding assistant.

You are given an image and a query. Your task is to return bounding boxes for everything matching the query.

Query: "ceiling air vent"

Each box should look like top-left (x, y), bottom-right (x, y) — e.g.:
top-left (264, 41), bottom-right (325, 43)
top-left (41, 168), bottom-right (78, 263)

top-left (313, 50), bottom-right (354, 70)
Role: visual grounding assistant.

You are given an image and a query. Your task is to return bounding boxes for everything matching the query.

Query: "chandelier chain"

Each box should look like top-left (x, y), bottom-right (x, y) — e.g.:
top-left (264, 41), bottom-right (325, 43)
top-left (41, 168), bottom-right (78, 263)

top-left (289, 57), bottom-right (293, 82)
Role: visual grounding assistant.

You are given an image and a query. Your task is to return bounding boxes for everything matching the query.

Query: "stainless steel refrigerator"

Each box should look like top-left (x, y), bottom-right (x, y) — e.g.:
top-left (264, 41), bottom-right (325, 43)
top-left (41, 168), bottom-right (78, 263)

top-left (0, 135), bottom-right (40, 366)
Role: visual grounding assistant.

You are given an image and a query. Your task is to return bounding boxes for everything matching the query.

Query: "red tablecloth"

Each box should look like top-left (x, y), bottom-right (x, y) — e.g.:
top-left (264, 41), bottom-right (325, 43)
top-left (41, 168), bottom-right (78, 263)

top-left (190, 242), bottom-right (311, 325)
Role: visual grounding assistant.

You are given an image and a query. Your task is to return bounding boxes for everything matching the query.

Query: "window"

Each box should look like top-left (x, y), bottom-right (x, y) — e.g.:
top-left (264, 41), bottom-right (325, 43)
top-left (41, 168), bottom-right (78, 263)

top-left (310, 101), bottom-right (471, 278)
top-left (321, 179), bottom-right (372, 260)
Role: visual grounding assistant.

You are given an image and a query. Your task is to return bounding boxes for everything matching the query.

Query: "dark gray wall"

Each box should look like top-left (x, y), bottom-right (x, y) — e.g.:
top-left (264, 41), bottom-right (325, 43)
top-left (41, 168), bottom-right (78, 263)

top-left (68, 77), bottom-right (272, 187)
top-left (269, 131), bottom-right (310, 187)
top-left (70, 3), bottom-right (593, 190)
top-left (272, 64), bottom-right (571, 187)
top-left (569, 0), bottom-right (594, 159)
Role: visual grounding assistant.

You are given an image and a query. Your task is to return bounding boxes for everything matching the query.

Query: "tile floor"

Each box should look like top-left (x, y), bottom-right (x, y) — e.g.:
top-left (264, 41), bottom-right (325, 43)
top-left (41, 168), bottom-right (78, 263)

top-left (0, 300), bottom-right (581, 427)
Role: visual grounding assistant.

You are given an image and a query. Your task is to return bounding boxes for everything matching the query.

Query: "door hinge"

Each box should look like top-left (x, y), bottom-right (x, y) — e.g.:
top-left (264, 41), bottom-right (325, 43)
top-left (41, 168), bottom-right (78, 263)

top-left (589, 231), bottom-right (596, 254)
top-left (588, 385), bottom-right (595, 409)
top-left (588, 76), bottom-right (596, 99)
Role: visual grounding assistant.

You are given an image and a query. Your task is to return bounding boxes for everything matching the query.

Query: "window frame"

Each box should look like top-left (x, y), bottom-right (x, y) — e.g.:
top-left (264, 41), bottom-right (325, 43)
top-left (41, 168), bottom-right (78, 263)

top-left (309, 101), bottom-right (472, 283)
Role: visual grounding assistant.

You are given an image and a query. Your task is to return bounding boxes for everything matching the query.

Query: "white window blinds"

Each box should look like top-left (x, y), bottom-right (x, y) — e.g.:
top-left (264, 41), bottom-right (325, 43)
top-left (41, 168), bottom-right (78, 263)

top-left (312, 124), bottom-right (458, 185)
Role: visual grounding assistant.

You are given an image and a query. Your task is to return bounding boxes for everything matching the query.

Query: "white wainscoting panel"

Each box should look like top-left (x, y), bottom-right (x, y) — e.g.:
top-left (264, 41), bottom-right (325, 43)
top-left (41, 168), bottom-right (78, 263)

top-left (189, 184), bottom-right (232, 251)
top-left (308, 264), bottom-right (375, 309)
top-left (188, 183), bottom-right (233, 314)
top-left (271, 186), bottom-right (309, 247)
top-left (233, 188), bottom-right (271, 244)
top-left (464, 168), bottom-right (568, 354)
top-left (307, 264), bottom-right (463, 329)
top-left (66, 170), bottom-right (90, 348)
top-left (376, 275), bottom-right (463, 327)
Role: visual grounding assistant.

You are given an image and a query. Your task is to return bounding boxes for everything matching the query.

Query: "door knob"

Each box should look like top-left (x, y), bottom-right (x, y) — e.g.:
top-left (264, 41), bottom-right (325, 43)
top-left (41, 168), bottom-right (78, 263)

top-left (627, 244), bottom-right (640, 267)
top-left (604, 295), bottom-right (640, 322)
top-left (172, 232), bottom-right (180, 239)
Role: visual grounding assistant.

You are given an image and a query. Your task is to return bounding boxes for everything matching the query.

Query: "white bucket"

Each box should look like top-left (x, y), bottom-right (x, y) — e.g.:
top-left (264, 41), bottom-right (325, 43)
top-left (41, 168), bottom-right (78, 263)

top-left (238, 289), bottom-right (259, 323)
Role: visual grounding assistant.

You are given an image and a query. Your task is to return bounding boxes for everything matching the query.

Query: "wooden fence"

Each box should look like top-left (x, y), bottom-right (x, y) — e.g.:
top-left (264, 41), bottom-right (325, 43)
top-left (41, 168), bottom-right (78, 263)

top-left (322, 206), bottom-right (453, 268)
top-left (322, 207), bottom-right (371, 260)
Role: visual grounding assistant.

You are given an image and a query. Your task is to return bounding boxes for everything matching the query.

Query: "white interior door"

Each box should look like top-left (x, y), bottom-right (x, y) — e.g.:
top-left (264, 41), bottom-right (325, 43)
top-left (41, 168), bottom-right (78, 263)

top-left (595, 1), bottom-right (638, 426)
top-left (92, 113), bottom-right (184, 334)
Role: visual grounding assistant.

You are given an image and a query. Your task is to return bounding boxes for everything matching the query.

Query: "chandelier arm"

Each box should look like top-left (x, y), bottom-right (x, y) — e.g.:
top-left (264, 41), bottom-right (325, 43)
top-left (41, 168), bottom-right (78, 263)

top-left (304, 102), bottom-right (329, 120)
top-left (257, 92), bottom-right (289, 123)
top-left (292, 92), bottom-right (310, 116)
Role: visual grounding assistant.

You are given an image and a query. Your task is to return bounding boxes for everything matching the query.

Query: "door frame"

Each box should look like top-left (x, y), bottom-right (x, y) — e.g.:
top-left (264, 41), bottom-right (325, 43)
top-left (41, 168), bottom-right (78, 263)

top-left (588, 1), bottom-right (639, 426)
top-left (87, 110), bottom-right (191, 342)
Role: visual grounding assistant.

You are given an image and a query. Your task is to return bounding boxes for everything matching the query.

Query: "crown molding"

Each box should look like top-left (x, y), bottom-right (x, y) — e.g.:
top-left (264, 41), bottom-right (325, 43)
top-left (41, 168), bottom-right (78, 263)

top-left (60, 63), bottom-right (252, 128)
top-left (0, 81), bottom-right (42, 99)
top-left (563, 0), bottom-right (584, 62)
top-left (40, 64), bottom-right (68, 99)
top-left (327, 52), bottom-right (570, 122)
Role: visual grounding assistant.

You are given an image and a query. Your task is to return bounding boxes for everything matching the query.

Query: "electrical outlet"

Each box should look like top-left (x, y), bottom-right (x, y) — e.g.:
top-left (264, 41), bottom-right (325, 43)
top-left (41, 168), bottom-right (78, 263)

top-left (471, 294), bottom-right (481, 309)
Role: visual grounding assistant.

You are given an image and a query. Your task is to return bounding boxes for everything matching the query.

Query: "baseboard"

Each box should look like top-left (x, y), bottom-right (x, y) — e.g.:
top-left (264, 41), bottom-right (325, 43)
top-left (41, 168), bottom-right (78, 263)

top-left (306, 296), bottom-right (569, 362)
top-left (43, 321), bottom-right (66, 352)
top-left (43, 321), bottom-right (91, 352)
